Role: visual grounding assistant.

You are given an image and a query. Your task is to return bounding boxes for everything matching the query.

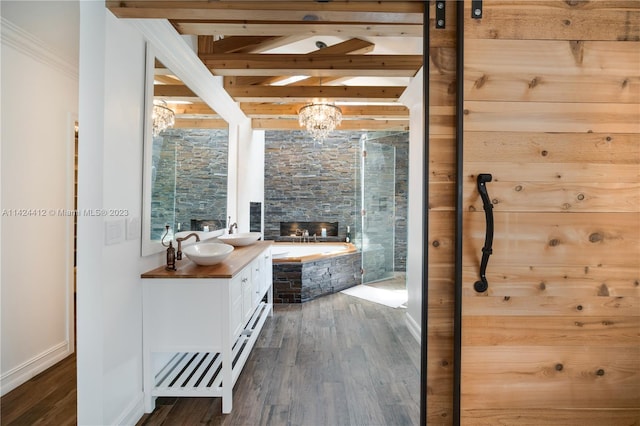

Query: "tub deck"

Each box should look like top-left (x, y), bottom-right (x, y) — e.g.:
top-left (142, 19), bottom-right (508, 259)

top-left (271, 242), bottom-right (357, 264)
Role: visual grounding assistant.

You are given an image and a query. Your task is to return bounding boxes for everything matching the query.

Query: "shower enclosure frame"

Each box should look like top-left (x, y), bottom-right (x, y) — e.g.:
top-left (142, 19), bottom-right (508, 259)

top-left (355, 133), bottom-right (397, 284)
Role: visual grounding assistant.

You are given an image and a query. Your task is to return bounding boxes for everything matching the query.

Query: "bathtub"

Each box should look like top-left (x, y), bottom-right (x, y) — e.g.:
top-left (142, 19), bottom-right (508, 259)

top-left (271, 242), bottom-right (356, 263)
top-left (270, 242), bottom-right (361, 303)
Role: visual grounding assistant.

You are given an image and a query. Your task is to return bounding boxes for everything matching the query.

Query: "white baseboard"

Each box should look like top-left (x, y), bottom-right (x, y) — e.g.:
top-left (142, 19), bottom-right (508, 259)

top-left (114, 391), bottom-right (145, 426)
top-left (405, 312), bottom-right (421, 344)
top-left (0, 340), bottom-right (71, 396)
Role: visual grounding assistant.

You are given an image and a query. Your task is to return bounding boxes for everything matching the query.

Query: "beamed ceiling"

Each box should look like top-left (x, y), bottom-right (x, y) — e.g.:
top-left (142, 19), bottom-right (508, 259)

top-left (106, 1), bottom-right (424, 132)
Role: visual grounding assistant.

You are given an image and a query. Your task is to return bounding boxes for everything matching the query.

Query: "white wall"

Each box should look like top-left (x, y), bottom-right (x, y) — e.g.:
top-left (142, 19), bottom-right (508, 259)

top-left (77, 4), bottom-right (159, 424)
top-left (0, 10), bottom-right (78, 395)
top-left (77, 7), bottom-right (252, 424)
top-left (237, 126), bottom-right (265, 233)
top-left (400, 68), bottom-right (424, 342)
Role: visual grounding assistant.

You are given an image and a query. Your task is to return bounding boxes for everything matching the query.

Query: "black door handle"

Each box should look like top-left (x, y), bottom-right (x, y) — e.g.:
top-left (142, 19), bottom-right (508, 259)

top-left (474, 174), bottom-right (493, 293)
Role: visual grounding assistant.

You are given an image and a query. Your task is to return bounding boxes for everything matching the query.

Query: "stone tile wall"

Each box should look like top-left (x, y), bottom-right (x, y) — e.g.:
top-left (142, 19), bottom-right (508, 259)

top-left (264, 131), bottom-right (361, 240)
top-left (151, 128), bottom-right (228, 238)
top-left (264, 130), bottom-right (408, 271)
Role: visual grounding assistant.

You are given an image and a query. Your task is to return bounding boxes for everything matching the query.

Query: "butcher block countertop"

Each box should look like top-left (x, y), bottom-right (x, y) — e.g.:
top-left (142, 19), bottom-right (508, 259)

top-left (141, 240), bottom-right (273, 279)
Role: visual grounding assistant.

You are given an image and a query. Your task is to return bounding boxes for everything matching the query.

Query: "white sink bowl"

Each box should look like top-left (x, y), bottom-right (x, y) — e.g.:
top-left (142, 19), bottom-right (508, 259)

top-left (217, 232), bottom-right (262, 247)
top-left (183, 242), bottom-right (234, 266)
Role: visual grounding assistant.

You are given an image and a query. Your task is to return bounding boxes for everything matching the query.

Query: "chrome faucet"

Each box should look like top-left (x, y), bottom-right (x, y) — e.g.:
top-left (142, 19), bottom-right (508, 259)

top-left (176, 233), bottom-right (200, 260)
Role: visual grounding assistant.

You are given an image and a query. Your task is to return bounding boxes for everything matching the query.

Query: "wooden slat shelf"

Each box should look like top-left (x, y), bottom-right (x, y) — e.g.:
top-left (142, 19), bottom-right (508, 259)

top-left (150, 302), bottom-right (270, 399)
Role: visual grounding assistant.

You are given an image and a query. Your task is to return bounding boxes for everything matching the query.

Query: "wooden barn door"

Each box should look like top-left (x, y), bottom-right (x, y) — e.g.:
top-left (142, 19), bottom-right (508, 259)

top-left (458, 1), bottom-right (640, 424)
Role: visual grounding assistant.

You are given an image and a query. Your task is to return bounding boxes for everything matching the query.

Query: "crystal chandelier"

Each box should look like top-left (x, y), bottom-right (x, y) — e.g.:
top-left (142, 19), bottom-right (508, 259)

top-left (152, 100), bottom-right (175, 137)
top-left (298, 103), bottom-right (343, 141)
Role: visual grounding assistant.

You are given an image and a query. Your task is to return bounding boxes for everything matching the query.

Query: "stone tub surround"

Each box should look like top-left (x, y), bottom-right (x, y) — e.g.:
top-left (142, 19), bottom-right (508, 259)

top-left (272, 249), bottom-right (362, 303)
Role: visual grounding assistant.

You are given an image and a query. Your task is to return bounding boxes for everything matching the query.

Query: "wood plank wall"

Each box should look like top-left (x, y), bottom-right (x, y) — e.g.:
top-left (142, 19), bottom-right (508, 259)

top-left (459, 1), bottom-right (640, 424)
top-left (427, 1), bottom-right (458, 423)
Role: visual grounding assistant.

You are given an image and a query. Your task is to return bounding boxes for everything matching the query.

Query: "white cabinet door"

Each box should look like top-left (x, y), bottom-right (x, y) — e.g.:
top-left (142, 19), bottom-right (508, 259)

top-left (241, 264), bottom-right (253, 324)
top-left (261, 247), bottom-right (272, 296)
top-left (230, 273), bottom-right (244, 341)
top-left (252, 254), bottom-right (264, 307)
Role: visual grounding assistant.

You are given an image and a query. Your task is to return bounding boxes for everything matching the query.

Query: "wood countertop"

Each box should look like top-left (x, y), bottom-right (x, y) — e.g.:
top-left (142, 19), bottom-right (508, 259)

top-left (141, 240), bottom-right (273, 279)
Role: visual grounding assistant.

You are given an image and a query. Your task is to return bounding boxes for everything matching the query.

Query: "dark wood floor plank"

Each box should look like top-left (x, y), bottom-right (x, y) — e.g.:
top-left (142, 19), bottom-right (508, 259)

top-left (3, 276), bottom-right (419, 426)
top-left (260, 404), bottom-right (289, 426)
top-left (138, 401), bottom-right (174, 426)
top-left (1, 354), bottom-right (77, 426)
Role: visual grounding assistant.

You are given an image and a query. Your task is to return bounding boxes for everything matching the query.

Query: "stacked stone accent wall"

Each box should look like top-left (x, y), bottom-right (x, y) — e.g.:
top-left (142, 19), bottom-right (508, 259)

top-left (264, 131), bottom-right (361, 240)
top-left (151, 128), bottom-right (228, 239)
top-left (264, 130), bottom-right (408, 271)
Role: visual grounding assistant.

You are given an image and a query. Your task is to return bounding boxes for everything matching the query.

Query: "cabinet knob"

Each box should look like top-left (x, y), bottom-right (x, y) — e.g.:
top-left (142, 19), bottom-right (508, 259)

top-left (242, 277), bottom-right (248, 283)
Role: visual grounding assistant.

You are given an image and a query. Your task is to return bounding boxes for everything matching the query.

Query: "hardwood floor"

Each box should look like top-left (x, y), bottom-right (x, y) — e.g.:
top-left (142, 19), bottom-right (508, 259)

top-left (138, 276), bottom-right (419, 426)
top-left (1, 276), bottom-right (419, 426)
top-left (0, 353), bottom-right (77, 426)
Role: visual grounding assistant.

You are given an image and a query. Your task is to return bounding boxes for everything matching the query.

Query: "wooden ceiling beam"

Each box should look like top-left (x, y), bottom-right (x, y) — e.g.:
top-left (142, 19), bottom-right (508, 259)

top-left (200, 34), bottom-right (311, 55)
top-left (226, 85), bottom-right (406, 102)
top-left (200, 35), bottom-right (278, 54)
top-left (106, 1), bottom-right (423, 23)
top-left (252, 118), bottom-right (409, 131)
top-left (224, 76), bottom-right (281, 87)
top-left (170, 102), bottom-right (217, 116)
top-left (286, 76), bottom-right (343, 87)
top-left (240, 103), bottom-right (409, 119)
top-left (243, 38), bottom-right (375, 86)
top-left (156, 84), bottom-right (407, 101)
top-left (176, 22), bottom-right (422, 38)
top-left (225, 75), bottom-right (344, 88)
top-left (223, 38), bottom-right (375, 87)
top-left (154, 75), bottom-right (182, 85)
top-left (309, 38), bottom-right (376, 55)
top-left (154, 85), bottom-right (197, 97)
top-left (174, 118), bottom-right (229, 129)
top-left (200, 54), bottom-right (422, 77)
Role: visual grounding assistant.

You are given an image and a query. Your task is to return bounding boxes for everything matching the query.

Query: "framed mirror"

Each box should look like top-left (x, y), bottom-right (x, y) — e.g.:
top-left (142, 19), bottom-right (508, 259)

top-left (141, 44), bottom-right (229, 255)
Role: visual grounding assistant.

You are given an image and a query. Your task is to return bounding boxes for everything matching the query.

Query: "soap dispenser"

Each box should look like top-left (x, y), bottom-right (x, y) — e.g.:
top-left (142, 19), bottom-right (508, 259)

top-left (161, 225), bottom-right (177, 271)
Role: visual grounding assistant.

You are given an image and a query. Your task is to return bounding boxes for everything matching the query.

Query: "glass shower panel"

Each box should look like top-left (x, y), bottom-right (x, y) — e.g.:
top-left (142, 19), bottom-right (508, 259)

top-left (359, 134), bottom-right (396, 283)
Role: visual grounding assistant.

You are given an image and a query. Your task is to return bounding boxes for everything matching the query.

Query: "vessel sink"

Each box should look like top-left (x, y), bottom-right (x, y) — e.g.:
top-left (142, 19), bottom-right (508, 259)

top-left (182, 242), bottom-right (234, 266)
top-left (217, 232), bottom-right (262, 247)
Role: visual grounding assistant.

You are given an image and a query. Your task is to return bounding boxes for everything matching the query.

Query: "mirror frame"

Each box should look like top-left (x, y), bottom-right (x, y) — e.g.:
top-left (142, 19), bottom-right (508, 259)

top-left (141, 43), bottom-right (229, 255)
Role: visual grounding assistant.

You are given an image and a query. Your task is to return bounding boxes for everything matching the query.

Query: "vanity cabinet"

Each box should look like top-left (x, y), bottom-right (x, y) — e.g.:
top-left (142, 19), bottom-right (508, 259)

top-left (141, 241), bottom-right (273, 414)
top-left (252, 248), bottom-right (272, 308)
